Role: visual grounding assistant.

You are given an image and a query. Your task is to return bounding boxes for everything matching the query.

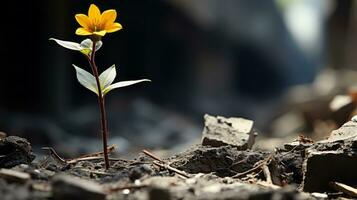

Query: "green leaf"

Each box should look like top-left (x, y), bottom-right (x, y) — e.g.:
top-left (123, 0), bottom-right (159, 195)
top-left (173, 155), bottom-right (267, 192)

top-left (102, 79), bottom-right (151, 96)
top-left (73, 64), bottom-right (98, 95)
top-left (50, 38), bottom-right (82, 51)
top-left (99, 65), bottom-right (116, 90)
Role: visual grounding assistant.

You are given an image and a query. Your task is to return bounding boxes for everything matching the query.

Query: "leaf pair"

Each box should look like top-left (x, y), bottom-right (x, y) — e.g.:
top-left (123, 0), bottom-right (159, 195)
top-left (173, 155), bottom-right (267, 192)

top-left (50, 38), bottom-right (102, 55)
top-left (73, 64), bottom-right (150, 96)
top-left (51, 38), bottom-right (150, 96)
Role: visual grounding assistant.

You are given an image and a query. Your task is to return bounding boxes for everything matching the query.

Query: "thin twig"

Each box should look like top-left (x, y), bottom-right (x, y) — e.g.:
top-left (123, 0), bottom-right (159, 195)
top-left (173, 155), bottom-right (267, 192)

top-left (141, 149), bottom-right (190, 178)
top-left (153, 161), bottom-right (190, 178)
top-left (232, 154), bottom-right (273, 179)
top-left (41, 147), bottom-right (67, 165)
top-left (230, 158), bottom-right (248, 168)
top-left (42, 146), bottom-right (119, 165)
top-left (330, 182), bottom-right (357, 197)
top-left (142, 149), bottom-right (164, 162)
top-left (67, 156), bottom-right (124, 164)
top-left (262, 165), bottom-right (272, 184)
top-left (76, 144), bottom-right (116, 158)
top-left (232, 165), bottom-right (262, 178)
top-left (278, 145), bottom-right (299, 158)
top-left (38, 156), bottom-right (51, 169)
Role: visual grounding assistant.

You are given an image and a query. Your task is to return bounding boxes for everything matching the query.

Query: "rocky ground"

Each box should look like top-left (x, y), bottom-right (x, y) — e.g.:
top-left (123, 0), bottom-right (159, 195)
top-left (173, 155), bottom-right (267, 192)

top-left (0, 114), bottom-right (357, 200)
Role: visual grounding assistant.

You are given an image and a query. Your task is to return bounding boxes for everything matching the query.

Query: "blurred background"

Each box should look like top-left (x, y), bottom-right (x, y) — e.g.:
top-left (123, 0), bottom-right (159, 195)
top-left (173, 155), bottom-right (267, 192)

top-left (1, 0), bottom-right (357, 156)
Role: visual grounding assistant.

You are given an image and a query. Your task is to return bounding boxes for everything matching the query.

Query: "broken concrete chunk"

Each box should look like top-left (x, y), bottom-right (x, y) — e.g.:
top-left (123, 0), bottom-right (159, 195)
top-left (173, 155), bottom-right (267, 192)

top-left (201, 114), bottom-right (255, 149)
top-left (52, 175), bottom-right (106, 200)
top-left (302, 150), bottom-right (357, 192)
top-left (0, 136), bottom-right (35, 168)
top-left (301, 121), bottom-right (357, 192)
top-left (322, 120), bottom-right (357, 142)
top-left (0, 169), bottom-right (30, 183)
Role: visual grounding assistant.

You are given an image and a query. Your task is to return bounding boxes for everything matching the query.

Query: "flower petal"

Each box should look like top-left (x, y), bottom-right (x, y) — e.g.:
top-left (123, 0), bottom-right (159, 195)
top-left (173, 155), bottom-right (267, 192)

top-left (76, 28), bottom-right (92, 36)
top-left (75, 14), bottom-right (91, 29)
top-left (101, 9), bottom-right (116, 28)
top-left (106, 23), bottom-right (122, 33)
top-left (93, 30), bottom-right (107, 36)
top-left (88, 4), bottom-right (101, 23)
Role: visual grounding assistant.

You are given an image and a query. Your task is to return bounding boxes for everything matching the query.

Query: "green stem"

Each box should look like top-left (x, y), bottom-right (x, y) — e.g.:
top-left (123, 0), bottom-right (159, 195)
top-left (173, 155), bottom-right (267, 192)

top-left (88, 41), bottom-right (110, 169)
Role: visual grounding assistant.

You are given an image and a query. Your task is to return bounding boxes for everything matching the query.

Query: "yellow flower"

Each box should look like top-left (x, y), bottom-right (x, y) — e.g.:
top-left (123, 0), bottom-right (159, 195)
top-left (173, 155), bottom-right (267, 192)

top-left (75, 4), bottom-right (122, 37)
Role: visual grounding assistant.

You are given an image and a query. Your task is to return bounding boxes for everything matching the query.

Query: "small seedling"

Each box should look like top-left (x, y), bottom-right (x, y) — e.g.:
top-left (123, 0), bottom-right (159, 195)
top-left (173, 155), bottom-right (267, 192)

top-left (50, 4), bottom-right (150, 169)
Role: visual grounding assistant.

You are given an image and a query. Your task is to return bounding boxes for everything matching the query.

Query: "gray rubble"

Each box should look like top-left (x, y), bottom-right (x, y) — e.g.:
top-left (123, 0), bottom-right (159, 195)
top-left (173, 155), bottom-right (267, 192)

top-left (169, 144), bottom-right (268, 176)
top-left (128, 174), bottom-right (312, 200)
top-left (0, 136), bottom-right (35, 168)
top-left (1, 116), bottom-right (357, 199)
top-left (201, 114), bottom-right (255, 149)
top-left (52, 175), bottom-right (106, 200)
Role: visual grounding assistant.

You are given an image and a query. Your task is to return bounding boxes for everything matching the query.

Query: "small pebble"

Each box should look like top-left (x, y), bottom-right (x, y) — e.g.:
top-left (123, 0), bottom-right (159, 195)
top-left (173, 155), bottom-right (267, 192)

top-left (0, 132), bottom-right (6, 139)
top-left (311, 192), bottom-right (328, 198)
top-left (122, 189), bottom-right (130, 194)
top-left (352, 115), bottom-right (357, 122)
top-left (134, 179), bottom-right (141, 185)
top-left (18, 164), bottom-right (30, 169)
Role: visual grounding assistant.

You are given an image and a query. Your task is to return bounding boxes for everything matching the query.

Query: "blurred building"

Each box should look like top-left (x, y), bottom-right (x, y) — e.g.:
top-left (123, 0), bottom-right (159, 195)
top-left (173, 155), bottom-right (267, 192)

top-left (0, 0), bottom-right (350, 150)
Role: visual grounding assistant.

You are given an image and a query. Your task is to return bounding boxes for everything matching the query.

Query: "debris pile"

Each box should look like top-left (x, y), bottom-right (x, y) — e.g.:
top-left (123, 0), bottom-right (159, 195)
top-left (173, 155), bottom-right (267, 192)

top-left (0, 114), bottom-right (357, 199)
